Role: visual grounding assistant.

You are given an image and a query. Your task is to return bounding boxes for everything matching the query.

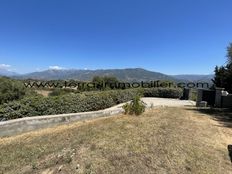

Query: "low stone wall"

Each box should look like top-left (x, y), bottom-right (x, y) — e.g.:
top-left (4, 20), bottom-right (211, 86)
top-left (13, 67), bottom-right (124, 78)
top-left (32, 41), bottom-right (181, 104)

top-left (0, 98), bottom-right (194, 137)
top-left (0, 104), bottom-right (125, 137)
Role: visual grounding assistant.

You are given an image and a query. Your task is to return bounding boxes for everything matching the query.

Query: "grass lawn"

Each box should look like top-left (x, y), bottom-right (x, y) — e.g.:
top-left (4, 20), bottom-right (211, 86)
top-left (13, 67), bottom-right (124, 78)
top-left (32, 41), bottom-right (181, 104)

top-left (0, 107), bottom-right (231, 174)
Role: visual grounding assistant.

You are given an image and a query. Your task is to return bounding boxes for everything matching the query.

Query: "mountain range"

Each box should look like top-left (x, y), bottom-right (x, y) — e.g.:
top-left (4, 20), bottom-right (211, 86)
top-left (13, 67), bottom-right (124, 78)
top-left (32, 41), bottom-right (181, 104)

top-left (0, 69), bottom-right (18, 77)
top-left (0, 68), bottom-right (213, 83)
top-left (172, 74), bottom-right (214, 82)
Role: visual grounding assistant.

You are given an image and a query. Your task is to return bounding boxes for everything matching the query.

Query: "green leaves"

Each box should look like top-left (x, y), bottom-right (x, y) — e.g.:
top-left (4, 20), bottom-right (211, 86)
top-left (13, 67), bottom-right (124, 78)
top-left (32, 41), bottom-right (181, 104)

top-left (213, 43), bottom-right (232, 93)
top-left (143, 88), bottom-right (182, 98)
top-left (227, 43), bottom-right (232, 64)
top-left (0, 87), bottom-right (182, 120)
top-left (0, 89), bottom-right (138, 120)
top-left (123, 95), bottom-right (145, 116)
top-left (0, 77), bottom-right (26, 104)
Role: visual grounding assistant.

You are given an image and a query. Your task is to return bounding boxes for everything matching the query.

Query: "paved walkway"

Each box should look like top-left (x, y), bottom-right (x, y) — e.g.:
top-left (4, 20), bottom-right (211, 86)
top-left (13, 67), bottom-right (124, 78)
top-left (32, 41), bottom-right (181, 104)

top-left (141, 97), bottom-right (196, 108)
top-left (109, 97), bottom-right (196, 110)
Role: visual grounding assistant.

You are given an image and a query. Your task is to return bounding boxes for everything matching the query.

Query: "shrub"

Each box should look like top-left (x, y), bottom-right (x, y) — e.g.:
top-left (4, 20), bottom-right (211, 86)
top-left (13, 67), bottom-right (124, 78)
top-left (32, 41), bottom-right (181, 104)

top-left (123, 95), bottom-right (146, 115)
top-left (0, 89), bottom-right (137, 120)
top-left (105, 89), bottom-right (139, 104)
top-left (143, 88), bottom-right (182, 98)
top-left (0, 87), bottom-right (182, 120)
top-left (0, 77), bottom-right (26, 104)
top-left (49, 88), bottom-right (75, 96)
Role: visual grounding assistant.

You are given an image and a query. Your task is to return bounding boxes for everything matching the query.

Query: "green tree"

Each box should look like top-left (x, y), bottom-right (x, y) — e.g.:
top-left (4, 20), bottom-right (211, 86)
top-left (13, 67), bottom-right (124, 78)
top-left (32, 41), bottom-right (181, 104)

top-left (103, 76), bottom-right (119, 89)
top-left (227, 43), bottom-right (232, 65)
top-left (0, 77), bottom-right (26, 104)
top-left (92, 76), bottom-right (103, 84)
top-left (213, 43), bottom-right (232, 93)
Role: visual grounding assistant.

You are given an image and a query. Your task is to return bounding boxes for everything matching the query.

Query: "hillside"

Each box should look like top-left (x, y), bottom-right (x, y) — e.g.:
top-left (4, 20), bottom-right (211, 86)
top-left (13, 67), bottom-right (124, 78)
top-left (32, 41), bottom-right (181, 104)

top-left (172, 74), bottom-right (214, 83)
top-left (14, 68), bottom-right (176, 81)
top-left (1, 68), bottom-right (214, 83)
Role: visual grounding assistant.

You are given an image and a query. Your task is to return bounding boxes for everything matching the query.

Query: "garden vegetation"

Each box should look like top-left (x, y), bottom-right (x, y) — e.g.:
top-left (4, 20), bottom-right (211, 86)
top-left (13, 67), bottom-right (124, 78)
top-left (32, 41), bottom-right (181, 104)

top-left (0, 77), bottom-right (182, 120)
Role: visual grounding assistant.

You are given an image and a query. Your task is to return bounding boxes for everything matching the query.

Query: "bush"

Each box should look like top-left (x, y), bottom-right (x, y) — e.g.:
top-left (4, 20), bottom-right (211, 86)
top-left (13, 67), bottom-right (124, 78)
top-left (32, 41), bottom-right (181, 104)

top-left (49, 88), bottom-right (76, 96)
top-left (0, 87), bottom-right (183, 120)
top-left (0, 89), bottom-right (138, 120)
top-left (0, 77), bottom-right (26, 104)
top-left (123, 95), bottom-right (145, 115)
top-left (143, 88), bottom-right (182, 98)
top-left (104, 89), bottom-right (139, 104)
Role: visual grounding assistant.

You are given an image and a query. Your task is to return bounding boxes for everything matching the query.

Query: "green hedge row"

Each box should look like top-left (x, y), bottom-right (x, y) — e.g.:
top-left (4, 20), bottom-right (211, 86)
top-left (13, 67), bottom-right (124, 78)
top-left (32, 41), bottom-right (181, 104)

top-left (0, 88), bottom-right (182, 120)
top-left (143, 88), bottom-right (182, 98)
top-left (0, 89), bottom-right (139, 120)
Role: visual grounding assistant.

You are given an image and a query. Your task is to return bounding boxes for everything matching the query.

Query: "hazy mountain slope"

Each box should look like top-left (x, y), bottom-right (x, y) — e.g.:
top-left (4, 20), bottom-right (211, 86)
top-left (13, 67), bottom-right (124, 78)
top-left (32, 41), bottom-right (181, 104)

top-left (172, 74), bottom-right (214, 83)
top-left (11, 68), bottom-right (214, 83)
top-left (15, 68), bottom-right (177, 81)
top-left (0, 69), bottom-right (18, 77)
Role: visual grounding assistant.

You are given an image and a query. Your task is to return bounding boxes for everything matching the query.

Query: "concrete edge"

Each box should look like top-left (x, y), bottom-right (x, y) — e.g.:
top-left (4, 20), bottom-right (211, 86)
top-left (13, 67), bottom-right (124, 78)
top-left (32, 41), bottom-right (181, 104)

top-left (0, 103), bottom-right (126, 137)
top-left (0, 98), bottom-right (195, 137)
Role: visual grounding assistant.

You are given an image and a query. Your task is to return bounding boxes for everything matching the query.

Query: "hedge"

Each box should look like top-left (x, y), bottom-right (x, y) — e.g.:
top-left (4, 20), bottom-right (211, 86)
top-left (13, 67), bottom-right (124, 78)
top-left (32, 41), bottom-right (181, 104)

top-left (0, 89), bottom-right (139, 120)
top-left (0, 88), bottom-right (182, 120)
top-left (143, 88), bottom-right (182, 98)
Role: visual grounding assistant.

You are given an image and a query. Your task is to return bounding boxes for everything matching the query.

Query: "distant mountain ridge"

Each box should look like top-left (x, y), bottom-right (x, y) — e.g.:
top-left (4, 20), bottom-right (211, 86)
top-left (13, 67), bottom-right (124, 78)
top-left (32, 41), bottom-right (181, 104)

top-left (13, 68), bottom-right (176, 82)
top-left (172, 74), bottom-right (214, 83)
top-left (0, 69), bottom-right (18, 77)
top-left (0, 68), bottom-right (213, 82)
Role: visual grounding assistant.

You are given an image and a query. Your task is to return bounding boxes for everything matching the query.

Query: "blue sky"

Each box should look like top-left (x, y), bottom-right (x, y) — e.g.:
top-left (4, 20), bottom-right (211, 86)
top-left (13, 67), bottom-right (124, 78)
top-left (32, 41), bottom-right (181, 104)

top-left (0, 0), bottom-right (231, 75)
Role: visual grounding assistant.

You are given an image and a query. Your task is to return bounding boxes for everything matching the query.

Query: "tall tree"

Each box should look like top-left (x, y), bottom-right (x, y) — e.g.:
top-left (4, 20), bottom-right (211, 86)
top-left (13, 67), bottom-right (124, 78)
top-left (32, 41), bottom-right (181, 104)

top-left (227, 43), bottom-right (232, 65)
top-left (213, 43), bottom-right (232, 93)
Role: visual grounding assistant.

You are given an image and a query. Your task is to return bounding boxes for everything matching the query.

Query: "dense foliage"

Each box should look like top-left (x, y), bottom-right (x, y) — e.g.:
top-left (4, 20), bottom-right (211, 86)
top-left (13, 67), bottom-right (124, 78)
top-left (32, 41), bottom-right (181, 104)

top-left (0, 89), bottom-right (139, 120)
top-left (49, 88), bottom-right (76, 96)
top-left (92, 76), bottom-right (119, 89)
top-left (227, 43), bottom-right (232, 64)
top-left (143, 88), bottom-right (182, 98)
top-left (0, 77), bottom-right (26, 104)
top-left (0, 80), bottom-right (182, 120)
top-left (213, 43), bottom-right (232, 93)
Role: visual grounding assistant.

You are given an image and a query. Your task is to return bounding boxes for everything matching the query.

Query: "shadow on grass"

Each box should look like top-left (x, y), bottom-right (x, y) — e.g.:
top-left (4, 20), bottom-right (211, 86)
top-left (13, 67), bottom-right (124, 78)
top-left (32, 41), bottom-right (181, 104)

top-left (187, 107), bottom-right (232, 163)
top-left (228, 145), bottom-right (232, 163)
top-left (187, 107), bottom-right (232, 128)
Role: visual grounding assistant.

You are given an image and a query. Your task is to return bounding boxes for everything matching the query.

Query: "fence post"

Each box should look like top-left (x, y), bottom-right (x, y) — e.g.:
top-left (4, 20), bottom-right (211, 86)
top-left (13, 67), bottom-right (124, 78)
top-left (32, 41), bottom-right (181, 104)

top-left (215, 87), bottom-right (224, 108)
top-left (196, 89), bottom-right (204, 106)
top-left (183, 88), bottom-right (191, 100)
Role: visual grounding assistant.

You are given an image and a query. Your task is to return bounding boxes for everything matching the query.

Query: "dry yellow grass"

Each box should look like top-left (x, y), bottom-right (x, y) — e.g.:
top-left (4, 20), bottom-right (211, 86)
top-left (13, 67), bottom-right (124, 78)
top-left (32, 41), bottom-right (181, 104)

top-left (0, 107), bottom-right (232, 174)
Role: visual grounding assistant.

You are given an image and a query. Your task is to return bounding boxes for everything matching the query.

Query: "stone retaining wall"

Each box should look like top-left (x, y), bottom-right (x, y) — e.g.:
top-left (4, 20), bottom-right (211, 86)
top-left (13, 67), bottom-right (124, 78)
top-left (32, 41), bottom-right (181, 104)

top-left (0, 104), bottom-right (124, 137)
top-left (0, 98), bottom-right (194, 137)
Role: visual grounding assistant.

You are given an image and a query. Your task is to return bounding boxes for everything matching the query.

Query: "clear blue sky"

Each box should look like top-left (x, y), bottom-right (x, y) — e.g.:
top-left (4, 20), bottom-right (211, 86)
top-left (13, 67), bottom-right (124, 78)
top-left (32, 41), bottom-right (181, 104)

top-left (0, 0), bottom-right (231, 75)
